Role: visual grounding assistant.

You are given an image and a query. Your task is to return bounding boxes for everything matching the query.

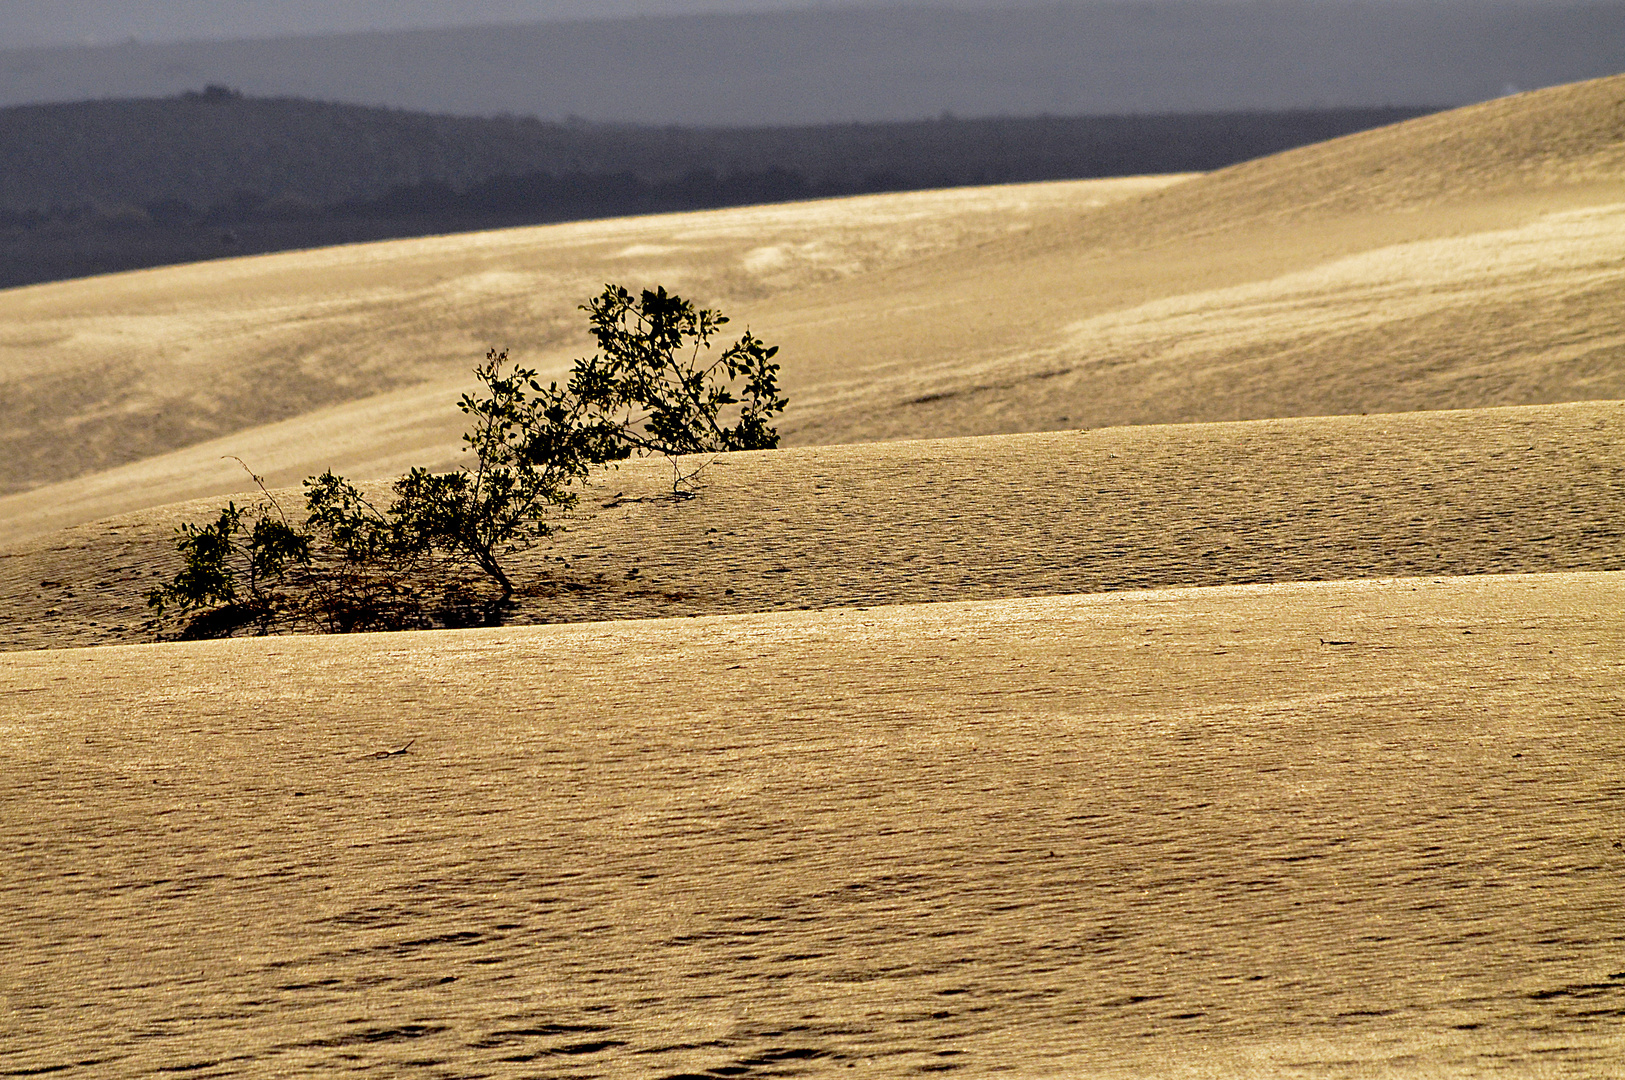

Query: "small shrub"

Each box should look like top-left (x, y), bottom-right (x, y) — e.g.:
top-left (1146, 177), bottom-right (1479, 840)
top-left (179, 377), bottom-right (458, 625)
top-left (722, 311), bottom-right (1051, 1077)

top-left (303, 348), bottom-right (590, 598)
top-left (569, 284), bottom-right (786, 461)
top-left (147, 284), bottom-right (786, 637)
top-left (145, 476), bottom-right (310, 637)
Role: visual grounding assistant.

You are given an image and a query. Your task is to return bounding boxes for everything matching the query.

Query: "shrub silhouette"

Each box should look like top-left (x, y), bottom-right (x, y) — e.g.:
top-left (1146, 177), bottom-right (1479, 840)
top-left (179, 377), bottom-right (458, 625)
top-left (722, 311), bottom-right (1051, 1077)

top-left (570, 284), bottom-right (785, 459)
top-left (147, 284), bottom-right (785, 637)
top-left (301, 347), bottom-right (592, 600)
top-left (145, 492), bottom-right (308, 637)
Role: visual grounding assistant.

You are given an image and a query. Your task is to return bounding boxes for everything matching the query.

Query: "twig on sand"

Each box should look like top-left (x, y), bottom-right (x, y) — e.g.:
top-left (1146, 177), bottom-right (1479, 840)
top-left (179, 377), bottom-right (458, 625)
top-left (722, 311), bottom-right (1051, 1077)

top-left (366, 738), bottom-right (416, 760)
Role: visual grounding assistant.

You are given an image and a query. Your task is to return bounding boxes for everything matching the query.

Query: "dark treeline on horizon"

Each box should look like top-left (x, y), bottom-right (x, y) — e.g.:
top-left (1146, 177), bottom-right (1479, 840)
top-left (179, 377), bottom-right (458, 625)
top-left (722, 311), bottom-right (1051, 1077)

top-left (0, 92), bottom-right (1436, 289)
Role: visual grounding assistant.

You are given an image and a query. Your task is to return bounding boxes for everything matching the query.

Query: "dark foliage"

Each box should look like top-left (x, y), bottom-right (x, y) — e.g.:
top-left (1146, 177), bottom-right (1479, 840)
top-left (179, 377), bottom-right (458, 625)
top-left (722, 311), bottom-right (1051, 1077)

top-left (146, 493), bottom-right (310, 636)
top-left (299, 349), bottom-right (596, 600)
top-left (147, 286), bottom-right (784, 637)
top-left (570, 285), bottom-right (786, 459)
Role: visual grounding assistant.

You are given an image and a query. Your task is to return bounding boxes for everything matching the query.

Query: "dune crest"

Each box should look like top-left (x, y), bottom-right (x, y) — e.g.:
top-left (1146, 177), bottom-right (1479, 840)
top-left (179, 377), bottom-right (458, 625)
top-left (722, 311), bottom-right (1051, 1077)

top-left (4, 401), bottom-right (1621, 651)
top-left (1053, 74), bottom-right (1625, 256)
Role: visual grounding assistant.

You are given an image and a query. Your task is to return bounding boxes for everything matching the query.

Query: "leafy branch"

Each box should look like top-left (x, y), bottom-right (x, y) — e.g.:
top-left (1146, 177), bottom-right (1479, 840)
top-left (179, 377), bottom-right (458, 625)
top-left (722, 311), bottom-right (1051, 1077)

top-left (147, 284), bottom-right (786, 637)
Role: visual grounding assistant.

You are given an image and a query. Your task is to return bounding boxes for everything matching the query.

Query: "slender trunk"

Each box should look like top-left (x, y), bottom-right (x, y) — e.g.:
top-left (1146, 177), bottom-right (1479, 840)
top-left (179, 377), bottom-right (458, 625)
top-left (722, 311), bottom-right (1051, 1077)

top-left (475, 548), bottom-right (513, 598)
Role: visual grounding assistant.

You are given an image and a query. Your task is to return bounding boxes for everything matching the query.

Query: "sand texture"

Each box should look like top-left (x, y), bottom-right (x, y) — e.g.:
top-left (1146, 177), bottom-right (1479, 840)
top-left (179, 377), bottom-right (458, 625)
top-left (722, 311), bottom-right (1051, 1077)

top-left (3, 573), bottom-right (1623, 1078)
top-left (4, 73), bottom-right (1625, 1079)
top-left (2, 76), bottom-right (1624, 537)
top-left (1, 400), bottom-right (1621, 652)
top-left (0, 177), bottom-right (1175, 507)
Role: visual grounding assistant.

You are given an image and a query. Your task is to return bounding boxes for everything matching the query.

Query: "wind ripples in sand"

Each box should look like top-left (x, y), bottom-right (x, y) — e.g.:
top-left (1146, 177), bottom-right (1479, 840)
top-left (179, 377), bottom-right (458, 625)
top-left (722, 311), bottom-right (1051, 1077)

top-left (2, 575), bottom-right (1622, 1077)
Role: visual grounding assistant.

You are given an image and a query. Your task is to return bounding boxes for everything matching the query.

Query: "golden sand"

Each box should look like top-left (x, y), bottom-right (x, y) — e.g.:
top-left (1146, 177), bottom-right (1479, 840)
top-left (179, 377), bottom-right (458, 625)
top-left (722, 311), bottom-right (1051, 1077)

top-left (3, 75), bottom-right (1624, 1080)
top-left (3, 573), bottom-right (1621, 1076)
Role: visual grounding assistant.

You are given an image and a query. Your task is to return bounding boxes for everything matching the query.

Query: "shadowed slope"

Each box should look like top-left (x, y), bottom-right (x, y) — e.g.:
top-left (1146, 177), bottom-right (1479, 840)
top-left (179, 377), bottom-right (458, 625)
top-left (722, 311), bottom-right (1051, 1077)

top-left (3, 401), bottom-right (1620, 651)
top-left (3, 573), bottom-right (1622, 1076)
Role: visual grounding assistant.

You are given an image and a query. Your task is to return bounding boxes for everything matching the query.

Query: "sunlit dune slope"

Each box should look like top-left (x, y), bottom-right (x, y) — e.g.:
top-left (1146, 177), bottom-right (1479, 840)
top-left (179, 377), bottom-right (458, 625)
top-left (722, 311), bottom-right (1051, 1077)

top-left (2, 74), bottom-right (1622, 531)
top-left (1073, 70), bottom-right (1625, 233)
top-left (781, 73), bottom-right (1625, 442)
top-left (3, 400), bottom-right (1619, 651)
top-left (0, 178), bottom-right (1173, 499)
top-left (3, 573), bottom-right (1622, 1077)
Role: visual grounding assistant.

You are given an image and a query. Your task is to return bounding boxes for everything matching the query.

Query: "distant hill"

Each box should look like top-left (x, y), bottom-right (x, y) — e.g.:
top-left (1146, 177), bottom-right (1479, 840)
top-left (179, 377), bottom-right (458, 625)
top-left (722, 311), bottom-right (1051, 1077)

top-left (0, 2), bottom-right (1617, 123)
top-left (0, 92), bottom-right (1430, 289)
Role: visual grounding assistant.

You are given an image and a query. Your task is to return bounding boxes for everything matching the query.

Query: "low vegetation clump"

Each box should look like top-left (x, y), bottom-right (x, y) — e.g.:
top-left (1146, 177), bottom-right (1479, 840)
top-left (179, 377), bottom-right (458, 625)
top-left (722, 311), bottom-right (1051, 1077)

top-left (146, 284), bottom-right (786, 638)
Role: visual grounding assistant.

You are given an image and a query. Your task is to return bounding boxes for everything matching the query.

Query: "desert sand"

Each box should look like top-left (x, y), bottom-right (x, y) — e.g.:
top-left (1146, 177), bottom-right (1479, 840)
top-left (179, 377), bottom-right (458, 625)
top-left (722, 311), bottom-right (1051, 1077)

top-left (0, 176), bottom-right (1181, 525)
top-left (1, 399), bottom-right (1621, 653)
top-left (2, 75), bottom-right (1624, 540)
top-left (3, 574), bottom-right (1622, 1077)
top-left (2, 74), bottom-right (1624, 1079)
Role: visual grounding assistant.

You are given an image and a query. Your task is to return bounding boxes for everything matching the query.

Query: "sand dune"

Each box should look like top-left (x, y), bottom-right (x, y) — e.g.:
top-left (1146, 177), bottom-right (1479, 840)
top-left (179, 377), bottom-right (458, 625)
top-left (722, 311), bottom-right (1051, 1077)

top-left (777, 75), bottom-right (1625, 442)
top-left (0, 178), bottom-right (1173, 502)
top-left (3, 400), bottom-right (1620, 651)
top-left (3, 76), bottom-right (1624, 535)
top-left (787, 199), bottom-right (1625, 442)
top-left (1073, 70), bottom-right (1625, 232)
top-left (4, 76), bottom-right (1624, 1080)
top-left (3, 573), bottom-right (1622, 1076)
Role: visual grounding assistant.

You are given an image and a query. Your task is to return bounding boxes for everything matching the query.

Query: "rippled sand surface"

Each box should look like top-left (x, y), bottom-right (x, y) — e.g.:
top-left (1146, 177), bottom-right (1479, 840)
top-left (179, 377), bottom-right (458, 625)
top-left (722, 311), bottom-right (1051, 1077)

top-left (5, 73), bottom-right (1625, 1080)
top-left (4, 400), bottom-right (1620, 652)
top-left (4, 574), bottom-right (1622, 1077)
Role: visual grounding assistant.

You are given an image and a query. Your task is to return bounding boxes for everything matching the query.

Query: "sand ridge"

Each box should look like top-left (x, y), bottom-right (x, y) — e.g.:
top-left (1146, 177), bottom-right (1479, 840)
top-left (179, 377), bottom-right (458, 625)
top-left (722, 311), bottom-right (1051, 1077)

top-left (1046, 72), bottom-right (1625, 242)
top-left (2, 400), bottom-right (1620, 652)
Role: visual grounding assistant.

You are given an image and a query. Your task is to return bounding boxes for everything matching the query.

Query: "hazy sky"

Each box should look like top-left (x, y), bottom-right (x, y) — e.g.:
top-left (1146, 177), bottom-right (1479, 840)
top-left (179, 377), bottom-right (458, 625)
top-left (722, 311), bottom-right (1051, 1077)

top-left (0, 0), bottom-right (1047, 49)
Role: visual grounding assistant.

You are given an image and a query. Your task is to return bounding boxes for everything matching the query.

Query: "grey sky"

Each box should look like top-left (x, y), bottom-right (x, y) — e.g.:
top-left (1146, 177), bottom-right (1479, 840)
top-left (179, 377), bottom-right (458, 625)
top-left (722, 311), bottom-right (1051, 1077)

top-left (0, 1), bottom-right (1612, 123)
top-left (0, 0), bottom-right (1043, 49)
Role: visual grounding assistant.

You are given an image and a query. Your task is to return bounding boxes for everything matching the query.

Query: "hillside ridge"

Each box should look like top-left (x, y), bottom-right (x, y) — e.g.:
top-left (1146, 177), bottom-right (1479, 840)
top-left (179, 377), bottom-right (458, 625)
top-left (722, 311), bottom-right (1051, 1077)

top-left (0, 93), bottom-right (1427, 291)
top-left (3, 401), bottom-right (1620, 651)
top-left (1, 1), bottom-right (1618, 122)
